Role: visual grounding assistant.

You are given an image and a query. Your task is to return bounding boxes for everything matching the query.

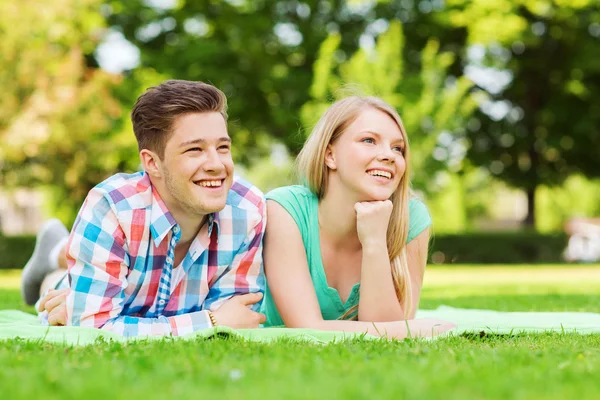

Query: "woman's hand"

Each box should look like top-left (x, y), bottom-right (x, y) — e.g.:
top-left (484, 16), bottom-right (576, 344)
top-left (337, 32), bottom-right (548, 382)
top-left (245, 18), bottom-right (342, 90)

top-left (354, 200), bottom-right (393, 249)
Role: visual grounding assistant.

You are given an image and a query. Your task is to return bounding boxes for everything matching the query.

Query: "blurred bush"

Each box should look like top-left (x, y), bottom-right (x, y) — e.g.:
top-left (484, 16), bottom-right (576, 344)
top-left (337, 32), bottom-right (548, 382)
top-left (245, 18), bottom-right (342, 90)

top-left (0, 234), bottom-right (37, 270)
top-left (429, 232), bottom-right (569, 265)
top-left (0, 231), bottom-right (574, 270)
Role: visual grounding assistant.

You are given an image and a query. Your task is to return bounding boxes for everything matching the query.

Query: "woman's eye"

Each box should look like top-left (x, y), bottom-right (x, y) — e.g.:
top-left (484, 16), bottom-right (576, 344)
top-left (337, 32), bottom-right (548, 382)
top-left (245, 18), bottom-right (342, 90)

top-left (362, 138), bottom-right (375, 144)
top-left (393, 146), bottom-right (404, 153)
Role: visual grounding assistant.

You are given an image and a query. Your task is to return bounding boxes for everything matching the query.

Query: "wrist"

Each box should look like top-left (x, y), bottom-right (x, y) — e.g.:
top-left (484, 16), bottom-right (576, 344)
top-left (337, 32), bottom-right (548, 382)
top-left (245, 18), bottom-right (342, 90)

top-left (208, 310), bottom-right (219, 327)
top-left (361, 240), bottom-right (388, 253)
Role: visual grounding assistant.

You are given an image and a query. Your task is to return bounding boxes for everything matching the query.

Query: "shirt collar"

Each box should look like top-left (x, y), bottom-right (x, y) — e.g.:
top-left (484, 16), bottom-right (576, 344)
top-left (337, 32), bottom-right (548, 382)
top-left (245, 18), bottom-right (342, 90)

top-left (149, 184), bottom-right (221, 247)
top-left (149, 185), bottom-right (178, 246)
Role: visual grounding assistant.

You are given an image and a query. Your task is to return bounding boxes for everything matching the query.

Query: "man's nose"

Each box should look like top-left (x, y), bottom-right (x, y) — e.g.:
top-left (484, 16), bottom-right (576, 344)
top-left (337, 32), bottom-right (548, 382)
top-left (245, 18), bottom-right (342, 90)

top-left (203, 148), bottom-right (225, 172)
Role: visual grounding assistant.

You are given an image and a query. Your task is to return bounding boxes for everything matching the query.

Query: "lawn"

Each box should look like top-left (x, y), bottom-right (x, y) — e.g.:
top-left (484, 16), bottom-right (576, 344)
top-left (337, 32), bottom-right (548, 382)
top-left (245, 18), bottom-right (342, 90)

top-left (1, 265), bottom-right (599, 400)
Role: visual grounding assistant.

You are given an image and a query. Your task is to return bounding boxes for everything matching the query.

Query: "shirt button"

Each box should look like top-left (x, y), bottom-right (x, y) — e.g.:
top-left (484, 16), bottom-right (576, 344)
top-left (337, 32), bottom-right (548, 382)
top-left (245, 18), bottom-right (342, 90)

top-left (159, 299), bottom-right (166, 305)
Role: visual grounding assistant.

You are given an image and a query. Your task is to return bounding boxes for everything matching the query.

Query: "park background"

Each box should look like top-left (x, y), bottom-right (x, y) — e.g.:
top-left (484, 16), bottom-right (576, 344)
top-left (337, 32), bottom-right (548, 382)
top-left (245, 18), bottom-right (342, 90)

top-left (1, 0), bottom-right (599, 267)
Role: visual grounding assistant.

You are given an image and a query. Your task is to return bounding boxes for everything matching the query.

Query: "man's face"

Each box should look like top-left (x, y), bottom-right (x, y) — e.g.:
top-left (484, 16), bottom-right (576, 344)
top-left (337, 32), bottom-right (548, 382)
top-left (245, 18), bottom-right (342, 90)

top-left (158, 112), bottom-right (234, 218)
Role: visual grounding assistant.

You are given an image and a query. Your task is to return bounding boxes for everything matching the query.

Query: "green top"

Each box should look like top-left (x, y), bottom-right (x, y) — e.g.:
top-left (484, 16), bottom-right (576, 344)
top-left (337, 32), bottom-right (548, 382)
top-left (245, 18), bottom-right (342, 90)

top-left (261, 185), bottom-right (432, 327)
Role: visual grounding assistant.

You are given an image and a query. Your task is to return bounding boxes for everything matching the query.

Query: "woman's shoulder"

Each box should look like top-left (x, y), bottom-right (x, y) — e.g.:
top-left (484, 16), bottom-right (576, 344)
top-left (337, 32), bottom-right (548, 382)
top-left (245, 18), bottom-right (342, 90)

top-left (407, 196), bottom-right (432, 243)
top-left (266, 185), bottom-right (315, 204)
top-left (265, 185), bottom-right (316, 223)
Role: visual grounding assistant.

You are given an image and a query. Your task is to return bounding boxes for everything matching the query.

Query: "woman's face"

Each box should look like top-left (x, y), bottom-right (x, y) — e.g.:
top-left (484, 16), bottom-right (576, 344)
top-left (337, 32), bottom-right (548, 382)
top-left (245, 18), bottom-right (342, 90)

top-left (325, 107), bottom-right (406, 202)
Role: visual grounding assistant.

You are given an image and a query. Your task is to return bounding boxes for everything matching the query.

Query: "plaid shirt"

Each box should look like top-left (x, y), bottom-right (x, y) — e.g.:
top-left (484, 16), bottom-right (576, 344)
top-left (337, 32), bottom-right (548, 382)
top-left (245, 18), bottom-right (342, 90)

top-left (63, 171), bottom-right (265, 337)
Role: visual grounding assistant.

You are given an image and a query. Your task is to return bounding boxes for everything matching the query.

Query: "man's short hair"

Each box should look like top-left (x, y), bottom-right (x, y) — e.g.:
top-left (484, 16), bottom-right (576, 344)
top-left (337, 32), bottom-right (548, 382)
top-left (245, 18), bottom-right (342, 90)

top-left (131, 80), bottom-right (228, 159)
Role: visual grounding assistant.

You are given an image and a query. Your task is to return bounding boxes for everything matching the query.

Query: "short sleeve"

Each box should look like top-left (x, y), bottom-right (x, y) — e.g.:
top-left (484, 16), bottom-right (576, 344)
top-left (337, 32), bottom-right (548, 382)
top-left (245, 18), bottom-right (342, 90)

top-left (265, 186), bottom-right (314, 243)
top-left (407, 197), bottom-right (432, 243)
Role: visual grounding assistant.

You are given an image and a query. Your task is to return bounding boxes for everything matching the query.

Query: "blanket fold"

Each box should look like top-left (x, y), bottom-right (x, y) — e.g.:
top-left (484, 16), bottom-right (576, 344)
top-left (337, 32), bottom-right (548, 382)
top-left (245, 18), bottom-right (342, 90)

top-left (1, 307), bottom-right (599, 345)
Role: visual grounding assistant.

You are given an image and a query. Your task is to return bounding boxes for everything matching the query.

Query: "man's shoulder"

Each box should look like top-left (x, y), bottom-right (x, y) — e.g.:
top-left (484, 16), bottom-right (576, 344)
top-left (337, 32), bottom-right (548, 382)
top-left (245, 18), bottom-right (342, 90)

top-left (225, 176), bottom-right (265, 214)
top-left (91, 171), bottom-right (151, 210)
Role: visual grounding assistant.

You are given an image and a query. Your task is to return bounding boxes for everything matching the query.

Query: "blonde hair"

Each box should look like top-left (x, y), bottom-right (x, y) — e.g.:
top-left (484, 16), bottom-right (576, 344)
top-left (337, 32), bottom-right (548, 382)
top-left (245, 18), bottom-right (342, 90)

top-left (296, 96), bottom-right (413, 320)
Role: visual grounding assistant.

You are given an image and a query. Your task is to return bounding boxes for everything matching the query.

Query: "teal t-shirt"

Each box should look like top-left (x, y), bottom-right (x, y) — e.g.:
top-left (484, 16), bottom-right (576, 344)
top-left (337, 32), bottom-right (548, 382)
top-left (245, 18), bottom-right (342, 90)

top-left (260, 185), bottom-right (432, 327)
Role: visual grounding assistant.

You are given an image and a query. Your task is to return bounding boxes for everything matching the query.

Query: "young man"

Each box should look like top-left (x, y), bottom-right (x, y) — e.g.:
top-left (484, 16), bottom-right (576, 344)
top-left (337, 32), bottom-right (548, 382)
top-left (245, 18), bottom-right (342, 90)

top-left (22, 80), bottom-right (266, 337)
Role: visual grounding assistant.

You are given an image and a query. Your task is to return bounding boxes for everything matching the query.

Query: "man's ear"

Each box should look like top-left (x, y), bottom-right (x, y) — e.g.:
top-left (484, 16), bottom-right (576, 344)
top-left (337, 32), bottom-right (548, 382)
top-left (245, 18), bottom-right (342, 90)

top-left (140, 149), bottom-right (162, 178)
top-left (324, 144), bottom-right (337, 170)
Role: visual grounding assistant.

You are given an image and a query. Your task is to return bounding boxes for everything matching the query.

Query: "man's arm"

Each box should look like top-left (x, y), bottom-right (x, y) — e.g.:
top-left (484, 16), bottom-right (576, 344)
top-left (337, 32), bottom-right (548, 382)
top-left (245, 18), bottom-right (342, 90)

top-left (66, 188), bottom-right (213, 337)
top-left (203, 199), bottom-right (266, 315)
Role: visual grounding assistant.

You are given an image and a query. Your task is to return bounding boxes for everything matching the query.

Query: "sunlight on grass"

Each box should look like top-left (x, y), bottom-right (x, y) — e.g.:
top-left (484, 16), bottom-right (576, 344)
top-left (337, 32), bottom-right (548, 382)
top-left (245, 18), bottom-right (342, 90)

top-left (0, 270), bottom-right (22, 290)
top-left (423, 265), bottom-right (600, 298)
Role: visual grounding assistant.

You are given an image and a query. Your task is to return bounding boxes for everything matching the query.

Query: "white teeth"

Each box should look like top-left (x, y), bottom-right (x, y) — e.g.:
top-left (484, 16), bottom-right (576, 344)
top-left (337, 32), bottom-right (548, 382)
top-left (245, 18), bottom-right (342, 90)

top-left (198, 180), bottom-right (222, 187)
top-left (368, 170), bottom-right (392, 179)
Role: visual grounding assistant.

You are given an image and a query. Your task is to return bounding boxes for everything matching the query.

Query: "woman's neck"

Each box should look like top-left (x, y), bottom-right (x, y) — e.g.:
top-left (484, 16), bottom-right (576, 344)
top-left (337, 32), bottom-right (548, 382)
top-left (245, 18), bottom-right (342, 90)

top-left (318, 184), bottom-right (362, 252)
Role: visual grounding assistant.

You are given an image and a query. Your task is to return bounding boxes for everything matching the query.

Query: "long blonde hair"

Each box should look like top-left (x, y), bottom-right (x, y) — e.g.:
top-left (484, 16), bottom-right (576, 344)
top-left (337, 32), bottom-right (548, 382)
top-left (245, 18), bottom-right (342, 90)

top-left (296, 96), bottom-right (413, 319)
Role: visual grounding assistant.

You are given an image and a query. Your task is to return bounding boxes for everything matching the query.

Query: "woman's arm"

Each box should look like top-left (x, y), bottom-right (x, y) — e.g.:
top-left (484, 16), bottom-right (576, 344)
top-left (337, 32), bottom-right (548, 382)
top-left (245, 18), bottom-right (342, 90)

top-left (357, 228), bottom-right (430, 322)
top-left (264, 201), bottom-right (451, 339)
top-left (405, 228), bottom-right (430, 318)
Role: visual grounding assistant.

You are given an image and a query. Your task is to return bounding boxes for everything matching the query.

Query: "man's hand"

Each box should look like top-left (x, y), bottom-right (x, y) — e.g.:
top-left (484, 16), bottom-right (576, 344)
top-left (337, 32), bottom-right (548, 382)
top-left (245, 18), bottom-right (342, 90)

top-left (355, 200), bottom-right (393, 249)
top-left (37, 288), bottom-right (69, 326)
top-left (211, 292), bottom-right (266, 329)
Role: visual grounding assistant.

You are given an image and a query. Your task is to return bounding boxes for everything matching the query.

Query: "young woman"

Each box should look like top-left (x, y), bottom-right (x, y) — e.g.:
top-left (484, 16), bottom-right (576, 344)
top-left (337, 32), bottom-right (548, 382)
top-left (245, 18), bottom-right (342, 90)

top-left (260, 96), bottom-right (454, 338)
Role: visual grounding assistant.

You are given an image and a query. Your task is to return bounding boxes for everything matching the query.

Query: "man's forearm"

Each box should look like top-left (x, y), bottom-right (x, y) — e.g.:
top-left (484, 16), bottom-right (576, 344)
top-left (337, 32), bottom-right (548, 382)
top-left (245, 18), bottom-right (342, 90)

top-left (78, 310), bottom-right (214, 337)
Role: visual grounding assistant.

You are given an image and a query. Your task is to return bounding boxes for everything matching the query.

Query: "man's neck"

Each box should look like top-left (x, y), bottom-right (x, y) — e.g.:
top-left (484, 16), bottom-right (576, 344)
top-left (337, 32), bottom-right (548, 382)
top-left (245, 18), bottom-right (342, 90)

top-left (172, 211), bottom-right (208, 244)
top-left (150, 176), bottom-right (208, 244)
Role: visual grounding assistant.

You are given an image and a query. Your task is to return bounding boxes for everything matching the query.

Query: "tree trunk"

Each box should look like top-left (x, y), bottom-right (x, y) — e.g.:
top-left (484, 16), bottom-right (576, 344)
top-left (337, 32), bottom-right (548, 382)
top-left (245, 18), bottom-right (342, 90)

top-left (524, 187), bottom-right (536, 227)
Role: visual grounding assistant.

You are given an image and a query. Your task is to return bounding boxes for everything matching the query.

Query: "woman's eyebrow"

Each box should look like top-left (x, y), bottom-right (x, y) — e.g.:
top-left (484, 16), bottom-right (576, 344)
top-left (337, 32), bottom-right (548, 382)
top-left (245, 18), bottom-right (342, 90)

top-left (357, 130), bottom-right (404, 143)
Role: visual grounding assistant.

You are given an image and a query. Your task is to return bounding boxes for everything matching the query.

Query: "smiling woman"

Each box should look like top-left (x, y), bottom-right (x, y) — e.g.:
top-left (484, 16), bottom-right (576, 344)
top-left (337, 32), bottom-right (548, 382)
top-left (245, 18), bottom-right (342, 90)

top-left (261, 96), bottom-right (455, 338)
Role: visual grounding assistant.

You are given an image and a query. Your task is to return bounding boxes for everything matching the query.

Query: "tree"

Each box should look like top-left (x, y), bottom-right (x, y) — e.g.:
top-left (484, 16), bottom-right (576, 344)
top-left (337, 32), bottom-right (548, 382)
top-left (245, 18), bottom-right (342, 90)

top-left (104, 0), bottom-right (471, 160)
top-left (448, 0), bottom-right (600, 226)
top-left (0, 1), bottom-right (145, 225)
top-left (301, 22), bottom-right (480, 191)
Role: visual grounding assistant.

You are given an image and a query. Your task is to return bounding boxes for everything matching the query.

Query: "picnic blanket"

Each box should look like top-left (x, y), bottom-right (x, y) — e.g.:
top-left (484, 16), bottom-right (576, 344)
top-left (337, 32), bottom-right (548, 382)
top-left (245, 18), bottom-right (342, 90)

top-left (1, 306), bottom-right (599, 345)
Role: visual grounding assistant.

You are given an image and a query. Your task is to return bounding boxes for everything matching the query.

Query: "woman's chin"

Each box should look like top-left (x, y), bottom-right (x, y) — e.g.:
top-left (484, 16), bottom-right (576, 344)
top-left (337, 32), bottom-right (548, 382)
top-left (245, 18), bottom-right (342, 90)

top-left (358, 189), bottom-right (395, 202)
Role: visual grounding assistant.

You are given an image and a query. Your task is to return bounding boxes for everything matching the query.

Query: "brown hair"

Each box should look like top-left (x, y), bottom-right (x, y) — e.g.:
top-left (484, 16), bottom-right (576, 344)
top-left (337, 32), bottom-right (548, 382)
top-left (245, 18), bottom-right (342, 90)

top-left (131, 80), bottom-right (228, 159)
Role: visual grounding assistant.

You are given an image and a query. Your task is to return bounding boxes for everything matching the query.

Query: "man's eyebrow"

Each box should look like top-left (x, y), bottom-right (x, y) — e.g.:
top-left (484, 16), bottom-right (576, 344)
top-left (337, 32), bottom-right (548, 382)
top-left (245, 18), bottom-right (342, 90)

top-left (179, 137), bottom-right (231, 147)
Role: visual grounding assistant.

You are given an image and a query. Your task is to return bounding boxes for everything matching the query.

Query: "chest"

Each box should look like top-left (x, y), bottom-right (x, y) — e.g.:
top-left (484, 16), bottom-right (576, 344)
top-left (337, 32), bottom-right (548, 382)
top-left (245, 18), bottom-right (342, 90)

top-left (319, 242), bottom-right (362, 303)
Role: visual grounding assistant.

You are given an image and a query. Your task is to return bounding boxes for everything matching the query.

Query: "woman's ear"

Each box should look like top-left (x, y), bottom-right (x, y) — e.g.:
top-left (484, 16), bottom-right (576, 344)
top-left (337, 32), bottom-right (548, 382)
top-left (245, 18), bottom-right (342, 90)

top-left (324, 145), bottom-right (337, 170)
top-left (140, 149), bottom-right (162, 178)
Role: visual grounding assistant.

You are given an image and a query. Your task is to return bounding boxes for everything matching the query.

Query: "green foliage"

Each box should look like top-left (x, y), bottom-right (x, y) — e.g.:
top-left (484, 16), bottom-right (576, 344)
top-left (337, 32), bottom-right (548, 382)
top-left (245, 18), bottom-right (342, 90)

top-left (106, 0), bottom-right (379, 158)
top-left (0, 230), bottom-right (573, 269)
top-left (430, 232), bottom-right (569, 264)
top-left (0, 235), bottom-right (36, 270)
top-left (450, 0), bottom-right (600, 225)
top-left (0, 1), bottom-right (148, 225)
top-left (301, 21), bottom-right (481, 191)
top-left (537, 175), bottom-right (600, 232)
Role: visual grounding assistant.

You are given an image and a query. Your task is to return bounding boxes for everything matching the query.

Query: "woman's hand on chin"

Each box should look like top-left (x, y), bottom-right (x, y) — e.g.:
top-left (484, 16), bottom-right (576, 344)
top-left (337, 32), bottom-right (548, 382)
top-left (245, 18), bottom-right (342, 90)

top-left (354, 200), bottom-right (393, 249)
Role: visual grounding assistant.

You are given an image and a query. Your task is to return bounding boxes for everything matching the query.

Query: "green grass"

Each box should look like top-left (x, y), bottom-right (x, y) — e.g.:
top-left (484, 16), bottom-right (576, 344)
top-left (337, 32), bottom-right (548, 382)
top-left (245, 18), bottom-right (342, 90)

top-left (1, 265), bottom-right (600, 400)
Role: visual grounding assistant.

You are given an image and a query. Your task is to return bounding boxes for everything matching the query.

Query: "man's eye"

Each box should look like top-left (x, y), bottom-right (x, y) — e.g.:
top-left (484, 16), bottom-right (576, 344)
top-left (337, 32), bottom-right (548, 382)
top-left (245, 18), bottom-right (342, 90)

top-left (187, 147), bottom-right (201, 152)
top-left (218, 145), bottom-right (231, 151)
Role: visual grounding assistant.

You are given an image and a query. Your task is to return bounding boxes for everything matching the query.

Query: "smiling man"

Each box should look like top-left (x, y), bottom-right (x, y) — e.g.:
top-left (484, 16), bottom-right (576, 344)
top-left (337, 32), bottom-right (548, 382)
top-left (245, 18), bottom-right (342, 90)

top-left (29, 80), bottom-right (266, 337)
